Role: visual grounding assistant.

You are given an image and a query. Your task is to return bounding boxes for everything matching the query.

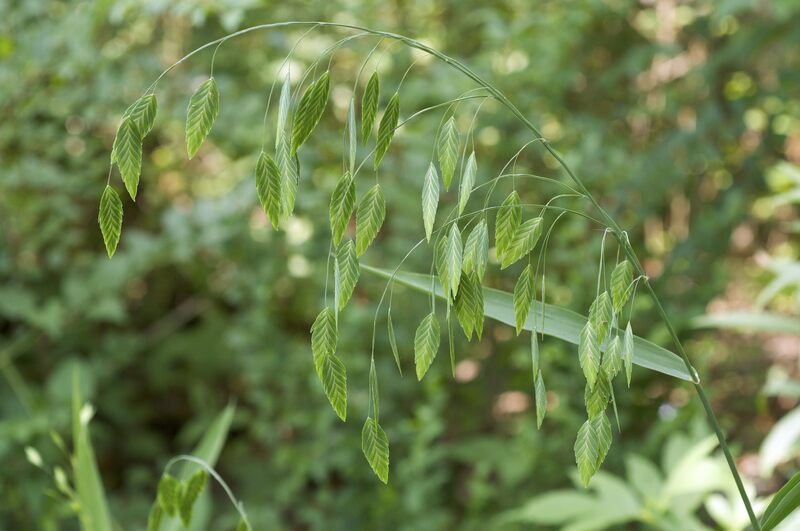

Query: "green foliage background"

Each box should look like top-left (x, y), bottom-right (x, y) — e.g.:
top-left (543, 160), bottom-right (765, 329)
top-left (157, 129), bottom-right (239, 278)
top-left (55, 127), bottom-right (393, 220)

top-left (1, 0), bottom-right (798, 529)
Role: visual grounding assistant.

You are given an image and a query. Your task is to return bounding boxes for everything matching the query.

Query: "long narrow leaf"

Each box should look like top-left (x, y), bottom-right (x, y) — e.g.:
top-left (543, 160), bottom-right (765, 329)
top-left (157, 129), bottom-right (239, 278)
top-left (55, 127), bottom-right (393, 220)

top-left (71, 368), bottom-right (113, 531)
top-left (362, 266), bottom-right (692, 381)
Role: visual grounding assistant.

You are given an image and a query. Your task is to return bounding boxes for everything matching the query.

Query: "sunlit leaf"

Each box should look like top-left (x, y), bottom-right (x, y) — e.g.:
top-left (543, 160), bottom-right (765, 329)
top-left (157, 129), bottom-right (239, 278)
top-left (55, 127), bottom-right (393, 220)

top-left (185, 78), bottom-right (220, 159)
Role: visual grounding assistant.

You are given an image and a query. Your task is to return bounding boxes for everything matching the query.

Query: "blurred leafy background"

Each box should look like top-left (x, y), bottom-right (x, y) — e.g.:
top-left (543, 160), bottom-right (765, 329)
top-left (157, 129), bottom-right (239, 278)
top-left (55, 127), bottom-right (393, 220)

top-left (1, 0), bottom-right (799, 529)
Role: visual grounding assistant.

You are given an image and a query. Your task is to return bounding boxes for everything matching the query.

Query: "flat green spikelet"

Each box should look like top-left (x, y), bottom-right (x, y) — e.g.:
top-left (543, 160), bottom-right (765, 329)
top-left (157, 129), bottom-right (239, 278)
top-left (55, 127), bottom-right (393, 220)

top-left (185, 77), bottom-right (220, 159)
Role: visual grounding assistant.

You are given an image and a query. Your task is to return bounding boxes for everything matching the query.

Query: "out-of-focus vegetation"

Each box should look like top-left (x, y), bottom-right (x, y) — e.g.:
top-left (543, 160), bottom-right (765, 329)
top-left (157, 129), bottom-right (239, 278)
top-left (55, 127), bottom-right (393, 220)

top-left (1, 0), bottom-right (799, 529)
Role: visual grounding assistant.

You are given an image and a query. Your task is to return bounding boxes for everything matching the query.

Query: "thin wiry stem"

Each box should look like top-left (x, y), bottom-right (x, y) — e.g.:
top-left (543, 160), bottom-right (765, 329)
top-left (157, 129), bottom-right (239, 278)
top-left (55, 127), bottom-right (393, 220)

top-left (141, 22), bottom-right (759, 527)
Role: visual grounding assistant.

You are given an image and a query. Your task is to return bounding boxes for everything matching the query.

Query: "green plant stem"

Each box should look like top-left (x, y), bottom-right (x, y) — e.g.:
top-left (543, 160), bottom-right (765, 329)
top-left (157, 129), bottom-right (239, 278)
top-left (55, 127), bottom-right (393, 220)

top-left (149, 21), bottom-right (760, 529)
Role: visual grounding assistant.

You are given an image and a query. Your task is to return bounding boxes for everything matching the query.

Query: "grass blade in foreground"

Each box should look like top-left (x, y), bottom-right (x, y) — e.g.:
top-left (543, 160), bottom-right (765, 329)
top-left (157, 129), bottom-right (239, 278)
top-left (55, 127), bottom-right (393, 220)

top-left (363, 266), bottom-right (692, 381)
top-left (72, 369), bottom-right (114, 531)
top-left (761, 471), bottom-right (800, 531)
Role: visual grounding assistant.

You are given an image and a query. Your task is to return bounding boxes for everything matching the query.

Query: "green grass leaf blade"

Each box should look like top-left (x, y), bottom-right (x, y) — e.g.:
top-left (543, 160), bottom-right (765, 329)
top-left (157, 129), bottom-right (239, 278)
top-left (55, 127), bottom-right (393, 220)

top-left (362, 267), bottom-right (692, 381)
top-left (71, 369), bottom-right (114, 531)
top-left (185, 78), bottom-right (220, 159)
top-left (761, 471), bottom-right (800, 531)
